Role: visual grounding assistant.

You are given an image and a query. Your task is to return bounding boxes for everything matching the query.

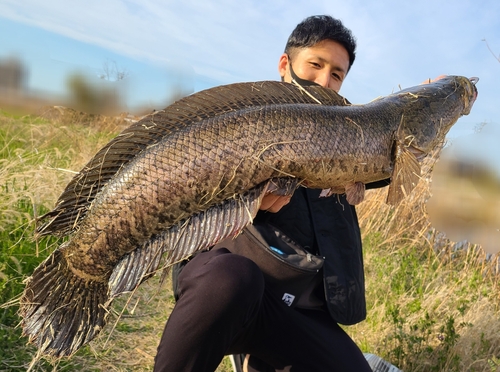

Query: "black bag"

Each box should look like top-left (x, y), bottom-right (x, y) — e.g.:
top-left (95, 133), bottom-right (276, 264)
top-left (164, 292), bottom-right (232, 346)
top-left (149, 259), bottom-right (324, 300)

top-left (214, 224), bottom-right (324, 308)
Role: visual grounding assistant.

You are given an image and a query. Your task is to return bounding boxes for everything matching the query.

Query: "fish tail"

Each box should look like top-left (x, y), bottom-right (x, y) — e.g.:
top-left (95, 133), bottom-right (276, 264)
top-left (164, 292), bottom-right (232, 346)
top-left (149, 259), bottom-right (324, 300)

top-left (20, 246), bottom-right (109, 358)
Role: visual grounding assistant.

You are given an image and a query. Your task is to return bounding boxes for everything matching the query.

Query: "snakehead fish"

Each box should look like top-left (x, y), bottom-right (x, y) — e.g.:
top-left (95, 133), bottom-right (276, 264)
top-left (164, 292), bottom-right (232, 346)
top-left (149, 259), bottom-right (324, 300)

top-left (20, 76), bottom-right (477, 358)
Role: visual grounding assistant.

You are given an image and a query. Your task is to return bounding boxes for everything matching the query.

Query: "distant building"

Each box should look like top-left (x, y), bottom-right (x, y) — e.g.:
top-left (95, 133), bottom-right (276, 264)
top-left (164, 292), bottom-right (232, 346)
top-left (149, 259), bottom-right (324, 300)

top-left (0, 56), bottom-right (27, 93)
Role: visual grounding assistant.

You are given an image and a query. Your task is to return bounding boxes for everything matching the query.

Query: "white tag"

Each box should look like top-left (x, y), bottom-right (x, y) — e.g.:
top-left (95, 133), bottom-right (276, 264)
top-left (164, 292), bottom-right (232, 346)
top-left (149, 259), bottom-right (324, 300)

top-left (282, 293), bottom-right (295, 307)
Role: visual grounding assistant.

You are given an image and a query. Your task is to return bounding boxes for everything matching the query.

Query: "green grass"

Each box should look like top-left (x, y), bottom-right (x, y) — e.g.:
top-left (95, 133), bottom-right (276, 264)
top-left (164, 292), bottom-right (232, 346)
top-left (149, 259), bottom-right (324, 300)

top-left (0, 109), bottom-right (125, 371)
top-left (1, 108), bottom-right (499, 371)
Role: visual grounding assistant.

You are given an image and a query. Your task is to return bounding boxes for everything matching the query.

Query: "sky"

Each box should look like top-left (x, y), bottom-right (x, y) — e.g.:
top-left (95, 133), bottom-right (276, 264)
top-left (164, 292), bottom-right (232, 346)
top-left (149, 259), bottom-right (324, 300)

top-left (0, 1), bottom-right (499, 146)
top-left (2, 0), bottom-right (499, 164)
top-left (0, 1), bottom-right (499, 152)
top-left (0, 1), bottom-right (498, 114)
top-left (0, 0), bottom-right (499, 248)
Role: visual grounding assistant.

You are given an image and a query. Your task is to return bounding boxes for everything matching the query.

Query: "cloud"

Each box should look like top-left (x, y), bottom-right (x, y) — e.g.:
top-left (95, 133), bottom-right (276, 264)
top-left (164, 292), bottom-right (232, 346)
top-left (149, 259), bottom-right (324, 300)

top-left (0, 0), bottom-right (498, 127)
top-left (0, 0), bottom-right (288, 84)
top-left (1, 0), bottom-right (496, 81)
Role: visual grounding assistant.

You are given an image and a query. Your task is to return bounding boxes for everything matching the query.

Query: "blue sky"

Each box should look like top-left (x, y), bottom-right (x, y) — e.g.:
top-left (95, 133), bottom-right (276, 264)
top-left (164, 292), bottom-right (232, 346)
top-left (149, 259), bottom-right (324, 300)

top-left (0, 0), bottom-right (499, 165)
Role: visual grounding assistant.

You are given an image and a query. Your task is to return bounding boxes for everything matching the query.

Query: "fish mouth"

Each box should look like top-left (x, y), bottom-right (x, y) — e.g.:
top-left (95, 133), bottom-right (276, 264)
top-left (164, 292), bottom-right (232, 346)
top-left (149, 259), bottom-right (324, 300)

top-left (462, 77), bottom-right (478, 115)
top-left (409, 145), bottom-right (427, 161)
top-left (470, 77), bottom-right (479, 101)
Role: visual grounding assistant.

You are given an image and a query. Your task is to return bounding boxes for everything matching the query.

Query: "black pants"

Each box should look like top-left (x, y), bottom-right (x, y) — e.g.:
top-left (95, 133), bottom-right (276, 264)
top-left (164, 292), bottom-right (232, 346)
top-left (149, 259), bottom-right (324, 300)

top-left (154, 248), bottom-right (371, 372)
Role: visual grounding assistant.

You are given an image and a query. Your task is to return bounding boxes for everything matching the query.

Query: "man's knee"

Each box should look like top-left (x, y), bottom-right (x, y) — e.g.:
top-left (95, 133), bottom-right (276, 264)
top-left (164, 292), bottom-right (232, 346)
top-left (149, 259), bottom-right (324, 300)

top-left (177, 248), bottom-right (265, 308)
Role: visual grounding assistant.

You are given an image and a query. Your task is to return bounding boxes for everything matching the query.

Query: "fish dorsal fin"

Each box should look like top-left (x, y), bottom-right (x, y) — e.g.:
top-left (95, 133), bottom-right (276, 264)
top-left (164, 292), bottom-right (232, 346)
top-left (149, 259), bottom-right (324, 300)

top-left (386, 140), bottom-right (421, 205)
top-left (37, 81), bottom-right (348, 237)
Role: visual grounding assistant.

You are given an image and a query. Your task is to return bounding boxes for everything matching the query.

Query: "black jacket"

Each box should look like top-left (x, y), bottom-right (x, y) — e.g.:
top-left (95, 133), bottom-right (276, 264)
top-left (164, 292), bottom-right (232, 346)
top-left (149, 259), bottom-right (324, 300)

top-left (253, 187), bottom-right (366, 325)
top-left (172, 180), bottom-right (390, 324)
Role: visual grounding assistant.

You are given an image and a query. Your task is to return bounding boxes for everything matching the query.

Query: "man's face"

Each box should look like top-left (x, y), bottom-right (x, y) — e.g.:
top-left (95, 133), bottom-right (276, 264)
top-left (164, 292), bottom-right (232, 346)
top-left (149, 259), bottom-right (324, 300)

top-left (278, 39), bottom-right (350, 92)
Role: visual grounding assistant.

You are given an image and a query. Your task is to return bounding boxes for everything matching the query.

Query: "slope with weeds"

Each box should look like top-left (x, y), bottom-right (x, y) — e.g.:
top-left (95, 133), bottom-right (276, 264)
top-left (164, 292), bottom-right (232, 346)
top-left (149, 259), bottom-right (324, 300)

top-left (0, 109), bottom-right (128, 371)
top-left (349, 154), bottom-right (500, 371)
top-left (1, 109), bottom-right (499, 371)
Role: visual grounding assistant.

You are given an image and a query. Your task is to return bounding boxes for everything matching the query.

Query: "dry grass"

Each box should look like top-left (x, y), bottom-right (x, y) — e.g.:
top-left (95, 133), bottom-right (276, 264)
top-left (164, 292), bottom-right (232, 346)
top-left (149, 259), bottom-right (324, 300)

top-left (71, 277), bottom-right (174, 371)
top-left (0, 107), bottom-right (130, 207)
top-left (1, 109), bottom-right (500, 371)
top-left (0, 109), bottom-right (234, 371)
top-left (349, 152), bottom-right (500, 371)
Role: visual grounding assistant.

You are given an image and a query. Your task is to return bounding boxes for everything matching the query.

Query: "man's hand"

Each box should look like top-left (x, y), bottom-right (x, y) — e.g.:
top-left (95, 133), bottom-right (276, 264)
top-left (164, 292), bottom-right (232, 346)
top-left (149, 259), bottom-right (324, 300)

top-left (259, 194), bottom-right (292, 213)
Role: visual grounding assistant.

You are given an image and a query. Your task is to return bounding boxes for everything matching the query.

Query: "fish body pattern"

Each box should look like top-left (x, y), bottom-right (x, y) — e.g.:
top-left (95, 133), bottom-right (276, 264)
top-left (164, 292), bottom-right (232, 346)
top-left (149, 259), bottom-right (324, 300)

top-left (21, 76), bottom-right (477, 358)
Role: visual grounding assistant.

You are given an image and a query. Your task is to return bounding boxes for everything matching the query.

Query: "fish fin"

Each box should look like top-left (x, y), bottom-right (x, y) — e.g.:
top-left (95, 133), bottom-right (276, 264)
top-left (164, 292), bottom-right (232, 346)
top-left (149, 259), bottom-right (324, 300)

top-left (21, 181), bottom-right (270, 357)
top-left (345, 182), bottom-right (366, 205)
top-left (291, 79), bottom-right (351, 105)
top-left (108, 181), bottom-right (273, 298)
top-left (108, 237), bottom-right (165, 298)
top-left (20, 247), bottom-right (109, 358)
top-left (36, 82), bottom-right (347, 238)
top-left (386, 142), bottom-right (421, 205)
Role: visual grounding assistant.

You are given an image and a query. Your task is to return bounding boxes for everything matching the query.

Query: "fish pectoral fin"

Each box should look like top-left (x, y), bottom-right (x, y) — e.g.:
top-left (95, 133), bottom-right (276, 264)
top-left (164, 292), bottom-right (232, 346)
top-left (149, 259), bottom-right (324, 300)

top-left (386, 142), bottom-right (421, 205)
top-left (345, 182), bottom-right (366, 205)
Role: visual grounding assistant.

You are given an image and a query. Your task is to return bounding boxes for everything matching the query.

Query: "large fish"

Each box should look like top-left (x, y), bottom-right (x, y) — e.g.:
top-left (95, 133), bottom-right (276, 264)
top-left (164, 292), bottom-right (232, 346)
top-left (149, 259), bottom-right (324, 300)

top-left (20, 76), bottom-right (477, 358)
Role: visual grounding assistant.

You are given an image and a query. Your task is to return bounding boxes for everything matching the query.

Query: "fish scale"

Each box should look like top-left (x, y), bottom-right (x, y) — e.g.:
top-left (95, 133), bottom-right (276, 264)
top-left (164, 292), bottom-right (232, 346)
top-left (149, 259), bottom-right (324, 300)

top-left (20, 76), bottom-right (477, 358)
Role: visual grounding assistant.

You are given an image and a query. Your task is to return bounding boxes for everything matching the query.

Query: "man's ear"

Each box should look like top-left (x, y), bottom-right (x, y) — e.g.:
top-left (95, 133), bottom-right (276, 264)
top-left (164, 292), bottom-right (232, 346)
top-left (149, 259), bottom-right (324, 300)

top-left (278, 53), bottom-right (289, 80)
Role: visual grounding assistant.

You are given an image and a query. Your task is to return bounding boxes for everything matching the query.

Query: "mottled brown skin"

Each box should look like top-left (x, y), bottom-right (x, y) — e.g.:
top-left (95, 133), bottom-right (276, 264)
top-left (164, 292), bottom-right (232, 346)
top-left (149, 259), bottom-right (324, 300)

top-left (20, 76), bottom-right (477, 358)
top-left (64, 76), bottom-right (476, 279)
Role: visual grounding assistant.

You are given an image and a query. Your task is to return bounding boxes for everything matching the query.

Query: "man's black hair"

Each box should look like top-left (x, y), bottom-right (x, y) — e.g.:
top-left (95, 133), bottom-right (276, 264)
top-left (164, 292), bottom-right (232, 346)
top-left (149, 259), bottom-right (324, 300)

top-left (284, 15), bottom-right (357, 71)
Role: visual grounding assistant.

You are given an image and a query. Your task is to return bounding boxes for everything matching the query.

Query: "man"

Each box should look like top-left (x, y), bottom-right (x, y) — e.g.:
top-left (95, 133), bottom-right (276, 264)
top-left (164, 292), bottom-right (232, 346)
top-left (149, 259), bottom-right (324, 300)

top-left (154, 15), bottom-right (381, 372)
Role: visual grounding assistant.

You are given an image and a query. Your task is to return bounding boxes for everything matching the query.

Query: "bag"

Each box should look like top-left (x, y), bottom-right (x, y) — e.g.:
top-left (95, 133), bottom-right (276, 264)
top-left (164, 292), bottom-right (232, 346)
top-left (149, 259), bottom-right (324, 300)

top-left (214, 224), bottom-right (324, 308)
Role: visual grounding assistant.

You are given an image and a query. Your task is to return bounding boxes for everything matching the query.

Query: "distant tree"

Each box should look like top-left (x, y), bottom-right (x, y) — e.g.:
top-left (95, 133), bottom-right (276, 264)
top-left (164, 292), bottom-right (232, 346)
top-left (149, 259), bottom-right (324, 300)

top-left (0, 56), bottom-right (27, 92)
top-left (66, 73), bottom-right (120, 114)
top-left (98, 60), bottom-right (129, 82)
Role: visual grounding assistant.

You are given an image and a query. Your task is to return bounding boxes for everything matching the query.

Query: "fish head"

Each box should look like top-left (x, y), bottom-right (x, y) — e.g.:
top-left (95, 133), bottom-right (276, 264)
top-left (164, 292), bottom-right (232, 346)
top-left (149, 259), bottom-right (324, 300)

top-left (397, 75), bottom-right (478, 157)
